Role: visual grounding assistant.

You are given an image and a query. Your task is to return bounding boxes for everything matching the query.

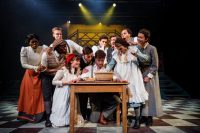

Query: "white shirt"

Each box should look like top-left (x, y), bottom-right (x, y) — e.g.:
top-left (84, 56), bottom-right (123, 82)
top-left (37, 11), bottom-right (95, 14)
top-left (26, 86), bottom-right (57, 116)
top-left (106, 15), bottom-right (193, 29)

top-left (80, 64), bottom-right (106, 79)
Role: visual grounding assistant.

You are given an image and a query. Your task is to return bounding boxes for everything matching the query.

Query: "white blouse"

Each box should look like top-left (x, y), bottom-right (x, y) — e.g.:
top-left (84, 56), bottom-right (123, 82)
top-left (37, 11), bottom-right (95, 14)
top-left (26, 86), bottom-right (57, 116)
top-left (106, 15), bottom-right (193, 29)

top-left (20, 45), bottom-right (47, 71)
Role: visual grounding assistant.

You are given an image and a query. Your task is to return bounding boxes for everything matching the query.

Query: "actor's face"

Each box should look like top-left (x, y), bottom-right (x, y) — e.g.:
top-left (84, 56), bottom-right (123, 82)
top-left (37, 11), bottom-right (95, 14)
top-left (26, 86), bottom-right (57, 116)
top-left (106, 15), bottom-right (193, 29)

top-left (71, 59), bottom-right (80, 68)
top-left (95, 58), bottom-right (104, 69)
top-left (84, 53), bottom-right (93, 63)
top-left (110, 36), bottom-right (117, 48)
top-left (29, 38), bottom-right (39, 49)
top-left (121, 30), bottom-right (131, 40)
top-left (137, 33), bottom-right (148, 45)
top-left (56, 44), bottom-right (67, 54)
top-left (99, 39), bottom-right (108, 48)
top-left (53, 30), bottom-right (63, 40)
top-left (116, 44), bottom-right (127, 54)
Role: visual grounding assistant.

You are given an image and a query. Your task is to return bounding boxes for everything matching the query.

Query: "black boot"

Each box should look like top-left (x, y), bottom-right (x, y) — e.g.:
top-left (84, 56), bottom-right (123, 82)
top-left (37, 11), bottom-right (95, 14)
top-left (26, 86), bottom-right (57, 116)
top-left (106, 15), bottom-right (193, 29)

top-left (132, 107), bottom-right (140, 129)
top-left (44, 101), bottom-right (52, 127)
top-left (139, 103), bottom-right (144, 124)
top-left (133, 116), bottom-right (140, 129)
top-left (45, 114), bottom-right (52, 127)
top-left (145, 116), bottom-right (153, 126)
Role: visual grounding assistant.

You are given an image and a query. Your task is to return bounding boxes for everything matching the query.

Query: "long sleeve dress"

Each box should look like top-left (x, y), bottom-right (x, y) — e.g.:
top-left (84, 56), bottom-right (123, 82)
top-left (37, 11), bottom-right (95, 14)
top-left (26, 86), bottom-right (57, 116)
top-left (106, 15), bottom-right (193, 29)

top-left (18, 45), bottom-right (47, 122)
top-left (50, 67), bottom-right (80, 127)
top-left (107, 47), bottom-right (149, 105)
top-left (137, 43), bottom-right (163, 117)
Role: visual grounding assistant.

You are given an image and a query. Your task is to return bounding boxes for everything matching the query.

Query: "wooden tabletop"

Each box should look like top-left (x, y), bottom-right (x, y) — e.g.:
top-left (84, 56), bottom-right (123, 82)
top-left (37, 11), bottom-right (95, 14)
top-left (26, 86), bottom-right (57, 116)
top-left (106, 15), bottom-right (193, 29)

top-left (70, 81), bottom-right (129, 85)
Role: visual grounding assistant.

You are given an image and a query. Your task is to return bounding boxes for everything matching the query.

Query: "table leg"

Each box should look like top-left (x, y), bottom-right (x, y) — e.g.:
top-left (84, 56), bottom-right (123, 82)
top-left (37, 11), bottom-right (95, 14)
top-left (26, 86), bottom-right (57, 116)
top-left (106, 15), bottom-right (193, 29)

top-left (116, 103), bottom-right (120, 126)
top-left (122, 86), bottom-right (127, 133)
top-left (70, 86), bottom-right (75, 133)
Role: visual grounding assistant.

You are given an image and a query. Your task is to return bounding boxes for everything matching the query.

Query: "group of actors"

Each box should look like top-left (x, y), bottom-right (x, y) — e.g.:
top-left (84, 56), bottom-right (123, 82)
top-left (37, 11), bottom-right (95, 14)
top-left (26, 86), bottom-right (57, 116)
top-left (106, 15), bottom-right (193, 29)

top-left (17, 26), bottom-right (163, 129)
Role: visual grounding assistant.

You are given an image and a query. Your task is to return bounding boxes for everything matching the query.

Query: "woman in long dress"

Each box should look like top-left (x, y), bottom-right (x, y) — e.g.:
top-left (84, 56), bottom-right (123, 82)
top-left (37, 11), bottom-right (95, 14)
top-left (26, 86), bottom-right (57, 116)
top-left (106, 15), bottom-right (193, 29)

top-left (50, 54), bottom-right (82, 127)
top-left (136, 28), bottom-right (163, 126)
top-left (106, 38), bottom-right (148, 129)
top-left (18, 34), bottom-right (47, 122)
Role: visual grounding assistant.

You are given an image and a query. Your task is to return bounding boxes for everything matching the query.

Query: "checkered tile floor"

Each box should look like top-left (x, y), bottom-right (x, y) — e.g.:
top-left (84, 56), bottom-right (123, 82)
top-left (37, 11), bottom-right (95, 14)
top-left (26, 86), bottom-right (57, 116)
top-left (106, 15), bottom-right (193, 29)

top-left (0, 99), bottom-right (200, 133)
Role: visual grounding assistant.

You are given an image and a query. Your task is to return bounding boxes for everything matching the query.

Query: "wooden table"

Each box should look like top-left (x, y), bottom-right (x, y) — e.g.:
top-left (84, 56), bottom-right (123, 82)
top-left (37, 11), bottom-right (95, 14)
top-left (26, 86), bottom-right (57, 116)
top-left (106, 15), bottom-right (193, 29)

top-left (69, 81), bottom-right (128, 133)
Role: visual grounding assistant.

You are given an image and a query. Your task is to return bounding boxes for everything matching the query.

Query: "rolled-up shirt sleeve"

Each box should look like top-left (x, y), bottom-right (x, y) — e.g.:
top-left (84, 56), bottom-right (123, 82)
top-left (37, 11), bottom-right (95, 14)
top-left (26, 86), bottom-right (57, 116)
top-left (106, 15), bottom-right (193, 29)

top-left (67, 40), bottom-right (83, 54)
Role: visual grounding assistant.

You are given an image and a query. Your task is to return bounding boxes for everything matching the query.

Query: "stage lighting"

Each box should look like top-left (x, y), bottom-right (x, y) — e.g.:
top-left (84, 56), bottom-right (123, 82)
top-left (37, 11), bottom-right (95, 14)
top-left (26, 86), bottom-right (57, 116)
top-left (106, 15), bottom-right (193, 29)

top-left (79, 3), bottom-right (82, 7)
top-left (113, 3), bottom-right (116, 7)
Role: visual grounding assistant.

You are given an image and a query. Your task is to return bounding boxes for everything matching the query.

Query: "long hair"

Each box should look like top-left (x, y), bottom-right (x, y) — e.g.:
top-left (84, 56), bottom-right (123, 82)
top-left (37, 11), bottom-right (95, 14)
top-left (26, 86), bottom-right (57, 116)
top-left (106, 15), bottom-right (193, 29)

top-left (65, 54), bottom-right (81, 75)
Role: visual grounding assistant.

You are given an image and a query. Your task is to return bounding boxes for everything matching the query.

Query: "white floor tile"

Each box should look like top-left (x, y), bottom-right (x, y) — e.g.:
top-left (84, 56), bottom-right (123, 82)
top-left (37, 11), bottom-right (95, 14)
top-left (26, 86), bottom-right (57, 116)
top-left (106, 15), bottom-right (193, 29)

top-left (162, 119), bottom-right (198, 126)
top-left (171, 114), bottom-right (200, 119)
top-left (19, 121), bottom-right (45, 128)
top-left (176, 110), bottom-right (200, 114)
top-left (97, 127), bottom-right (122, 133)
top-left (151, 126), bottom-right (186, 133)
top-left (39, 127), bottom-right (69, 133)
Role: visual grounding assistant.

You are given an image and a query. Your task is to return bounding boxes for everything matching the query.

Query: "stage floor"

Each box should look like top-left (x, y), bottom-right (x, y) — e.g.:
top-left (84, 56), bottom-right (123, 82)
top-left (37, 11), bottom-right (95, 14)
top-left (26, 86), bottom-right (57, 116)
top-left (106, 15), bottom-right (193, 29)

top-left (0, 99), bottom-right (200, 133)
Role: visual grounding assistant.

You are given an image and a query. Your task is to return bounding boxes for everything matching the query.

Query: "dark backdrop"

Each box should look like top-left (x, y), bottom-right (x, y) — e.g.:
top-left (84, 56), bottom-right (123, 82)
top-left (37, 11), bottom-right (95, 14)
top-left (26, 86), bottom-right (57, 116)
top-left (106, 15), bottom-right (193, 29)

top-left (0, 0), bottom-right (198, 98)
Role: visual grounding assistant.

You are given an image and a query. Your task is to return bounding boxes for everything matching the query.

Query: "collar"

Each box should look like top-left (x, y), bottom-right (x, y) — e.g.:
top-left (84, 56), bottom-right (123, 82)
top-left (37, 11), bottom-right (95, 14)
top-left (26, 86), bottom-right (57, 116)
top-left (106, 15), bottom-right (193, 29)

top-left (143, 42), bottom-right (149, 49)
top-left (139, 42), bottom-right (149, 49)
top-left (82, 56), bottom-right (87, 64)
top-left (98, 45), bottom-right (108, 51)
top-left (93, 64), bottom-right (105, 71)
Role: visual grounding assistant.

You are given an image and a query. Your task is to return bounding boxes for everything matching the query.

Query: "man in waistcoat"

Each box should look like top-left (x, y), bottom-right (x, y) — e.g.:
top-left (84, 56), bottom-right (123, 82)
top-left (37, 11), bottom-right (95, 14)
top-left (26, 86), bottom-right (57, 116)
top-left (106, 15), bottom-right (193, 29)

top-left (40, 39), bottom-right (67, 127)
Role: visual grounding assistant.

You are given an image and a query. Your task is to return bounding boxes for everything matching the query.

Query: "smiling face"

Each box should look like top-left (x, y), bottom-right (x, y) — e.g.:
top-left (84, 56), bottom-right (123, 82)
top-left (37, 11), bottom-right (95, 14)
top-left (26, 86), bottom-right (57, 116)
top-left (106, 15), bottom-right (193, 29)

top-left (137, 33), bottom-right (148, 45)
top-left (29, 38), bottom-right (39, 49)
top-left (71, 59), bottom-right (80, 68)
top-left (53, 29), bottom-right (63, 40)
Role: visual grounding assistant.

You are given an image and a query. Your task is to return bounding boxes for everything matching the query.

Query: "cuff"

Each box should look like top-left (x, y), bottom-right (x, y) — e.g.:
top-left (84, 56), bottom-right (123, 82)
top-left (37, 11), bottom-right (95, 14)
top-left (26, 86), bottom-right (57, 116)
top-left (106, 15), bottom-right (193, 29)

top-left (58, 81), bottom-right (63, 86)
top-left (33, 66), bottom-right (38, 72)
top-left (147, 73), bottom-right (153, 79)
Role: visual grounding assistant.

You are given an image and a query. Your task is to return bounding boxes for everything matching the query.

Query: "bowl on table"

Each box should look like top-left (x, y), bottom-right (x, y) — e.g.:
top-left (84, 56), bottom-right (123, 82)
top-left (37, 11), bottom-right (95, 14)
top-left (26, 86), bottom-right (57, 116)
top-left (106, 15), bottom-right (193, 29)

top-left (94, 72), bottom-right (113, 81)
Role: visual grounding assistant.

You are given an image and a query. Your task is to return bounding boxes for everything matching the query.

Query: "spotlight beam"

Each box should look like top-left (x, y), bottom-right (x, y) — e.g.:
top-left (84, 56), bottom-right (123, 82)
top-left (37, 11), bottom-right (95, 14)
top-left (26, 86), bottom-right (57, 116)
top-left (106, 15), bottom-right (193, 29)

top-left (103, 5), bottom-right (115, 24)
top-left (79, 3), bottom-right (96, 24)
